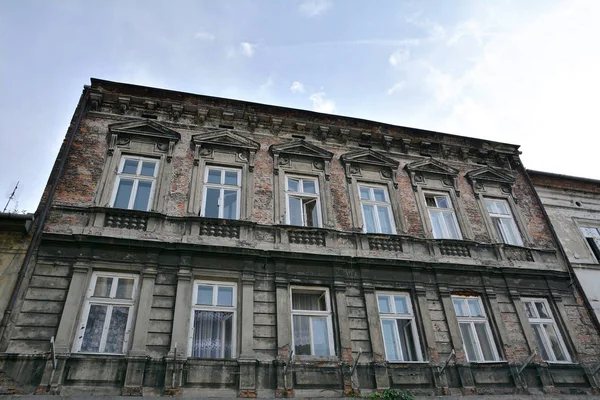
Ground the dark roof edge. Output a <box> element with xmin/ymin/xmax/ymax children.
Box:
<box><xmin>527</xmin><ymin>169</ymin><xmax>600</xmax><ymax>186</ymax></box>
<box><xmin>0</xmin><ymin>213</ymin><xmax>35</xmax><ymax>221</ymax></box>
<box><xmin>90</xmin><ymin>78</ymin><xmax>521</xmax><ymax>152</ymax></box>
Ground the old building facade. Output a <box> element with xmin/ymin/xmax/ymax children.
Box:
<box><xmin>1</xmin><ymin>79</ymin><xmax>599</xmax><ymax>397</ymax></box>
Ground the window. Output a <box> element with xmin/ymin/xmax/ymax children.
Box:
<box><xmin>425</xmin><ymin>193</ymin><xmax>462</xmax><ymax>239</ymax></box>
<box><xmin>377</xmin><ymin>293</ymin><xmax>422</xmax><ymax>361</ymax></box>
<box><xmin>286</xmin><ymin>176</ymin><xmax>321</xmax><ymax>227</ymax></box>
<box><xmin>190</xmin><ymin>281</ymin><xmax>237</xmax><ymax>358</ymax></box>
<box><xmin>580</xmin><ymin>227</ymin><xmax>600</xmax><ymax>261</ymax></box>
<box><xmin>485</xmin><ymin>199</ymin><xmax>523</xmax><ymax>246</ymax></box>
<box><xmin>452</xmin><ymin>296</ymin><xmax>499</xmax><ymax>362</ymax></box>
<box><xmin>522</xmin><ymin>299</ymin><xmax>570</xmax><ymax>362</ymax></box>
<box><xmin>111</xmin><ymin>156</ymin><xmax>158</xmax><ymax>211</ymax></box>
<box><xmin>359</xmin><ymin>185</ymin><xmax>396</xmax><ymax>234</ymax></box>
<box><xmin>291</xmin><ymin>287</ymin><xmax>334</xmax><ymax>356</ymax></box>
<box><xmin>201</xmin><ymin>167</ymin><xmax>241</xmax><ymax>219</ymax></box>
<box><xmin>75</xmin><ymin>272</ymin><xmax>138</xmax><ymax>354</ymax></box>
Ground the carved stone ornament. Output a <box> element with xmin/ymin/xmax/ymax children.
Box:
<box><xmin>197</xmin><ymin>107</ymin><xmax>209</xmax><ymax>123</ymax></box>
<box><xmin>399</xmin><ymin>138</ymin><xmax>411</xmax><ymax>153</ymax></box>
<box><xmin>247</xmin><ymin>114</ymin><xmax>258</xmax><ymax>132</ymax></box>
<box><xmin>271</xmin><ymin>117</ymin><xmax>283</xmax><ymax>134</ymax></box>
<box><xmin>383</xmin><ymin>135</ymin><xmax>393</xmax><ymax>151</ymax></box>
<box><xmin>466</xmin><ymin>165</ymin><xmax>516</xmax><ymax>199</ymax></box>
<box><xmin>118</xmin><ymin>97</ymin><xmax>130</xmax><ymax>114</ymax></box>
<box><xmin>191</xmin><ymin>128</ymin><xmax>260</xmax><ymax>170</ymax></box>
<box><xmin>89</xmin><ymin>92</ymin><xmax>103</xmax><ymax>111</ymax></box>
<box><xmin>341</xmin><ymin>149</ymin><xmax>400</xmax><ymax>188</ymax></box>
<box><xmin>405</xmin><ymin>158</ymin><xmax>460</xmax><ymax>194</ymax></box>
<box><xmin>171</xmin><ymin>104</ymin><xmax>183</xmax><ymax>121</ymax></box>
<box><xmin>107</xmin><ymin>120</ymin><xmax>181</xmax><ymax>162</ymax></box>
<box><xmin>270</xmin><ymin>139</ymin><xmax>333</xmax><ymax>179</ymax></box>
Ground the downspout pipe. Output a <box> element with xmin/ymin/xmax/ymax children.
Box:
<box><xmin>0</xmin><ymin>85</ymin><xmax>90</xmax><ymax>346</ymax></box>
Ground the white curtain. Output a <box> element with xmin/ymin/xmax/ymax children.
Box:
<box><xmin>192</xmin><ymin>310</ymin><xmax>232</xmax><ymax>358</ymax></box>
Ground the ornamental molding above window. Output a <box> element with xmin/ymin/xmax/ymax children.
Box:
<box><xmin>108</xmin><ymin>120</ymin><xmax>181</xmax><ymax>162</ymax></box>
<box><xmin>466</xmin><ymin>166</ymin><xmax>516</xmax><ymax>198</ymax></box>
<box><xmin>405</xmin><ymin>158</ymin><xmax>460</xmax><ymax>194</ymax></box>
<box><xmin>270</xmin><ymin>140</ymin><xmax>333</xmax><ymax>179</ymax></box>
<box><xmin>191</xmin><ymin>128</ymin><xmax>260</xmax><ymax>170</ymax></box>
<box><xmin>341</xmin><ymin>149</ymin><xmax>400</xmax><ymax>188</ymax></box>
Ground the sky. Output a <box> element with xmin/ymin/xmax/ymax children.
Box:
<box><xmin>1</xmin><ymin>0</ymin><xmax>599</xmax><ymax>213</ymax></box>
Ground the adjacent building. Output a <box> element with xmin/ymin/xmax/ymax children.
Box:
<box><xmin>0</xmin><ymin>79</ymin><xmax>599</xmax><ymax>397</ymax></box>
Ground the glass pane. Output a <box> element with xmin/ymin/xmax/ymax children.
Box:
<box><xmin>204</xmin><ymin>188</ymin><xmax>220</xmax><ymax>218</ymax></box>
<box><xmin>224</xmin><ymin>170</ymin><xmax>238</xmax><ymax>186</ymax></box>
<box><xmin>524</xmin><ymin>302</ymin><xmax>537</xmax><ymax>319</ymax></box>
<box><xmin>378</xmin><ymin>295</ymin><xmax>391</xmax><ymax>313</ymax></box>
<box><xmin>467</xmin><ymin>299</ymin><xmax>482</xmax><ymax>317</ymax></box>
<box><xmin>217</xmin><ymin>286</ymin><xmax>233</xmax><ymax>306</ymax></box>
<box><xmin>363</xmin><ymin>204</ymin><xmax>376</xmax><ymax>233</ymax></box>
<box><xmin>474</xmin><ymin>323</ymin><xmax>495</xmax><ymax>361</ymax></box>
<box><xmin>303</xmin><ymin>180</ymin><xmax>316</xmax><ymax>194</ymax></box>
<box><xmin>104</xmin><ymin>306</ymin><xmax>129</xmax><ymax>353</ymax></box>
<box><xmin>80</xmin><ymin>304</ymin><xmax>107</xmax><ymax>352</ymax></box>
<box><xmin>373</xmin><ymin>189</ymin><xmax>386</xmax><ymax>202</ymax></box>
<box><xmin>535</xmin><ymin>302</ymin><xmax>550</xmax><ymax>319</ymax></box>
<box><xmin>293</xmin><ymin>315</ymin><xmax>311</xmax><ymax>355</ymax></box>
<box><xmin>436</xmin><ymin>196</ymin><xmax>450</xmax><ymax>209</ymax></box>
<box><xmin>223</xmin><ymin>190</ymin><xmax>238</xmax><ymax>219</ymax></box>
<box><xmin>288</xmin><ymin>196</ymin><xmax>302</xmax><ymax>226</ymax></box>
<box><xmin>532</xmin><ymin>324</ymin><xmax>550</xmax><ymax>360</ymax></box>
<box><xmin>197</xmin><ymin>285</ymin><xmax>213</xmax><ymax>305</ymax></box>
<box><xmin>292</xmin><ymin>291</ymin><xmax>326</xmax><ymax>311</ymax></box>
<box><xmin>429</xmin><ymin>211</ymin><xmax>444</xmax><ymax>239</ymax></box>
<box><xmin>398</xmin><ymin>319</ymin><xmax>418</xmax><ymax>361</ymax></box>
<box><xmin>453</xmin><ymin>299</ymin><xmax>468</xmax><ymax>317</ymax></box>
<box><xmin>485</xmin><ymin>199</ymin><xmax>496</xmax><ymax>214</ymax></box>
<box><xmin>459</xmin><ymin>323</ymin><xmax>479</xmax><ymax>361</ymax></box>
<box><xmin>133</xmin><ymin>181</ymin><xmax>152</xmax><ymax>211</ymax></box>
<box><xmin>443</xmin><ymin>212</ymin><xmax>461</xmax><ymax>239</ymax></box>
<box><xmin>499</xmin><ymin>219</ymin><xmax>521</xmax><ymax>245</ymax></box>
<box><xmin>312</xmin><ymin>317</ymin><xmax>330</xmax><ymax>356</ymax></box>
<box><xmin>207</xmin><ymin>169</ymin><xmax>222</xmax><ymax>184</ymax></box>
<box><xmin>382</xmin><ymin>319</ymin><xmax>400</xmax><ymax>361</ymax></box>
<box><xmin>140</xmin><ymin>161</ymin><xmax>156</xmax><ymax>177</ymax></box>
<box><xmin>495</xmin><ymin>200</ymin><xmax>510</xmax><ymax>215</ymax></box>
<box><xmin>303</xmin><ymin>198</ymin><xmax>318</xmax><ymax>227</ymax></box>
<box><xmin>113</xmin><ymin>179</ymin><xmax>133</xmax><ymax>209</ymax></box>
<box><xmin>425</xmin><ymin>196</ymin><xmax>436</xmax><ymax>207</ymax></box>
<box><xmin>93</xmin><ymin>277</ymin><xmax>113</xmax><ymax>297</ymax></box>
<box><xmin>377</xmin><ymin>206</ymin><xmax>393</xmax><ymax>234</ymax></box>
<box><xmin>359</xmin><ymin>187</ymin><xmax>371</xmax><ymax>200</ymax></box>
<box><xmin>394</xmin><ymin>296</ymin><xmax>409</xmax><ymax>314</ymax></box>
<box><xmin>544</xmin><ymin>324</ymin><xmax>567</xmax><ymax>361</ymax></box>
<box><xmin>115</xmin><ymin>278</ymin><xmax>134</xmax><ymax>299</ymax></box>
<box><xmin>287</xmin><ymin>178</ymin><xmax>299</xmax><ymax>192</ymax></box>
<box><xmin>122</xmin><ymin>159</ymin><xmax>138</xmax><ymax>174</ymax></box>
<box><xmin>192</xmin><ymin>310</ymin><xmax>233</xmax><ymax>358</ymax></box>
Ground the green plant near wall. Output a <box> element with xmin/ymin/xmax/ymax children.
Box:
<box><xmin>363</xmin><ymin>389</ymin><xmax>414</xmax><ymax>400</ymax></box>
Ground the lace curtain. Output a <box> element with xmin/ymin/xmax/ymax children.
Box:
<box><xmin>192</xmin><ymin>310</ymin><xmax>233</xmax><ymax>358</ymax></box>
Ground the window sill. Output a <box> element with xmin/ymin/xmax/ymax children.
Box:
<box><xmin>71</xmin><ymin>352</ymin><xmax>126</xmax><ymax>358</ymax></box>
<box><xmin>546</xmin><ymin>361</ymin><xmax>578</xmax><ymax>366</ymax></box>
<box><xmin>293</xmin><ymin>355</ymin><xmax>338</xmax><ymax>363</ymax></box>
<box><xmin>387</xmin><ymin>361</ymin><xmax>430</xmax><ymax>365</ymax></box>
<box><xmin>468</xmin><ymin>360</ymin><xmax>508</xmax><ymax>365</ymax></box>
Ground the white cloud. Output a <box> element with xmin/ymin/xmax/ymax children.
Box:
<box><xmin>309</xmin><ymin>91</ymin><xmax>335</xmax><ymax>113</ymax></box>
<box><xmin>386</xmin><ymin>81</ymin><xmax>405</xmax><ymax>95</ymax></box>
<box><xmin>290</xmin><ymin>81</ymin><xmax>305</xmax><ymax>93</ymax></box>
<box><xmin>260</xmin><ymin>76</ymin><xmax>274</xmax><ymax>92</ymax></box>
<box><xmin>194</xmin><ymin>31</ymin><xmax>215</xmax><ymax>41</ymax></box>
<box><xmin>299</xmin><ymin>0</ymin><xmax>332</xmax><ymax>17</ymax></box>
<box><xmin>239</xmin><ymin>42</ymin><xmax>255</xmax><ymax>57</ymax></box>
<box><xmin>389</xmin><ymin>48</ymin><xmax>410</xmax><ymax>68</ymax></box>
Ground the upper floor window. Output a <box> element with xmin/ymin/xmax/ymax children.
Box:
<box><xmin>74</xmin><ymin>272</ymin><xmax>138</xmax><ymax>354</ymax></box>
<box><xmin>580</xmin><ymin>227</ymin><xmax>600</xmax><ymax>262</ymax></box>
<box><xmin>425</xmin><ymin>193</ymin><xmax>462</xmax><ymax>239</ymax></box>
<box><xmin>377</xmin><ymin>293</ymin><xmax>422</xmax><ymax>361</ymax></box>
<box><xmin>359</xmin><ymin>185</ymin><xmax>396</xmax><ymax>234</ymax></box>
<box><xmin>190</xmin><ymin>281</ymin><xmax>237</xmax><ymax>358</ymax></box>
<box><xmin>111</xmin><ymin>156</ymin><xmax>158</xmax><ymax>211</ymax></box>
<box><xmin>522</xmin><ymin>298</ymin><xmax>570</xmax><ymax>362</ymax></box>
<box><xmin>452</xmin><ymin>295</ymin><xmax>499</xmax><ymax>362</ymax></box>
<box><xmin>286</xmin><ymin>176</ymin><xmax>321</xmax><ymax>227</ymax></box>
<box><xmin>201</xmin><ymin>167</ymin><xmax>241</xmax><ymax>219</ymax></box>
<box><xmin>485</xmin><ymin>199</ymin><xmax>523</xmax><ymax>246</ymax></box>
<box><xmin>291</xmin><ymin>287</ymin><xmax>334</xmax><ymax>356</ymax></box>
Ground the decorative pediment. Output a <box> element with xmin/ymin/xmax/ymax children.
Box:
<box><xmin>191</xmin><ymin>128</ymin><xmax>260</xmax><ymax>170</ymax></box>
<box><xmin>270</xmin><ymin>140</ymin><xmax>333</xmax><ymax>179</ymax></box>
<box><xmin>341</xmin><ymin>149</ymin><xmax>400</xmax><ymax>188</ymax></box>
<box><xmin>107</xmin><ymin>120</ymin><xmax>181</xmax><ymax>162</ymax></box>
<box><xmin>466</xmin><ymin>166</ymin><xmax>516</xmax><ymax>198</ymax></box>
<box><xmin>405</xmin><ymin>158</ymin><xmax>460</xmax><ymax>194</ymax></box>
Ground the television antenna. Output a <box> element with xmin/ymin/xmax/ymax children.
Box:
<box><xmin>3</xmin><ymin>181</ymin><xmax>19</xmax><ymax>213</ymax></box>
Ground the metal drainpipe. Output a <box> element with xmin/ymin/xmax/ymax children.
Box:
<box><xmin>0</xmin><ymin>86</ymin><xmax>90</xmax><ymax>344</ymax></box>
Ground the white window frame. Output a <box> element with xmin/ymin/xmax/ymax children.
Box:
<box><xmin>110</xmin><ymin>155</ymin><xmax>159</xmax><ymax>211</ymax></box>
<box><xmin>290</xmin><ymin>286</ymin><xmax>335</xmax><ymax>356</ymax></box>
<box><xmin>452</xmin><ymin>295</ymin><xmax>499</xmax><ymax>362</ymax></box>
<box><xmin>580</xmin><ymin>226</ymin><xmax>600</xmax><ymax>262</ymax></box>
<box><xmin>285</xmin><ymin>175</ymin><xmax>322</xmax><ymax>228</ymax></box>
<box><xmin>424</xmin><ymin>192</ymin><xmax>462</xmax><ymax>239</ymax></box>
<box><xmin>188</xmin><ymin>280</ymin><xmax>237</xmax><ymax>359</ymax></box>
<box><xmin>377</xmin><ymin>292</ymin><xmax>423</xmax><ymax>362</ymax></box>
<box><xmin>73</xmin><ymin>272</ymin><xmax>139</xmax><ymax>354</ymax></box>
<box><xmin>484</xmin><ymin>198</ymin><xmax>523</xmax><ymax>246</ymax></box>
<box><xmin>522</xmin><ymin>298</ymin><xmax>571</xmax><ymax>363</ymax></box>
<box><xmin>359</xmin><ymin>184</ymin><xmax>396</xmax><ymax>234</ymax></box>
<box><xmin>200</xmin><ymin>166</ymin><xmax>242</xmax><ymax>219</ymax></box>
